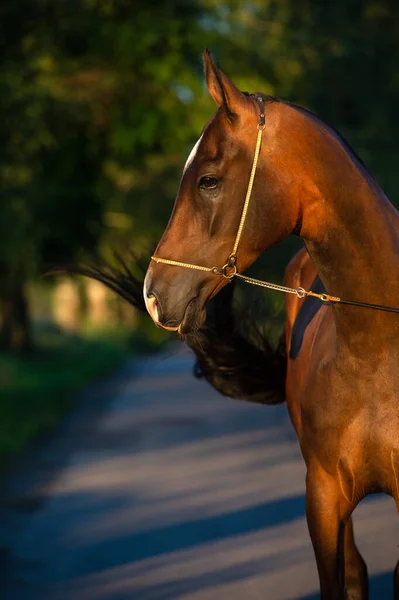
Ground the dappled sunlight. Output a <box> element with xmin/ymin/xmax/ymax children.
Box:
<box><xmin>64</xmin><ymin>456</ymin><xmax>305</xmax><ymax>545</ymax></box>
<box><xmin>23</xmin><ymin>354</ymin><xmax>306</xmax><ymax>551</ymax></box>
<box><xmin>4</xmin><ymin>3</ymin><xmax>399</xmax><ymax>598</ymax></box>
<box><xmin>53</xmin><ymin>517</ymin><xmax>316</xmax><ymax>600</ymax></box>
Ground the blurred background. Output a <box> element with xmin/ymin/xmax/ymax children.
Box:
<box><xmin>2</xmin><ymin>0</ymin><xmax>399</xmax><ymax>461</ymax></box>
<box><xmin>2</xmin><ymin>1</ymin><xmax>399</xmax><ymax>598</ymax></box>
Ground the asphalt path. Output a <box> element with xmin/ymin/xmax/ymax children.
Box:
<box><xmin>2</xmin><ymin>346</ymin><xmax>399</xmax><ymax>599</ymax></box>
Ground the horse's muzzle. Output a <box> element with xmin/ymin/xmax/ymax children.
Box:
<box><xmin>144</xmin><ymin>292</ymin><xmax>180</xmax><ymax>332</ymax></box>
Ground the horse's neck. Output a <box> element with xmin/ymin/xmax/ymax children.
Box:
<box><xmin>301</xmin><ymin>162</ymin><xmax>399</xmax><ymax>345</ymax></box>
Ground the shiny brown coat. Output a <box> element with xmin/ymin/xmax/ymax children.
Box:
<box><xmin>144</xmin><ymin>50</ymin><xmax>399</xmax><ymax>599</ymax></box>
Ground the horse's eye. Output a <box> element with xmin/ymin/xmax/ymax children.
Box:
<box><xmin>199</xmin><ymin>176</ymin><xmax>219</xmax><ymax>190</ymax></box>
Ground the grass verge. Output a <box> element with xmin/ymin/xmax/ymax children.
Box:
<box><xmin>0</xmin><ymin>323</ymin><xmax>167</xmax><ymax>462</ymax></box>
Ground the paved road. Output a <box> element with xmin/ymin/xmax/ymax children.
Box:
<box><xmin>2</xmin><ymin>346</ymin><xmax>399</xmax><ymax>599</ymax></box>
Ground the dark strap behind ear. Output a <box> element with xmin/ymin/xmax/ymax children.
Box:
<box><xmin>251</xmin><ymin>94</ymin><xmax>266</xmax><ymax>128</ymax></box>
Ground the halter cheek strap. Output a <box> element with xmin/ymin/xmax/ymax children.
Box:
<box><xmin>152</xmin><ymin>96</ymin><xmax>266</xmax><ymax>280</ymax></box>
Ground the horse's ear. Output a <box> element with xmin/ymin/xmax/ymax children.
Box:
<box><xmin>203</xmin><ymin>49</ymin><xmax>246</xmax><ymax>117</ymax></box>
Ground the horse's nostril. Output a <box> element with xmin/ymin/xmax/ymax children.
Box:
<box><xmin>145</xmin><ymin>293</ymin><xmax>159</xmax><ymax>323</ymax></box>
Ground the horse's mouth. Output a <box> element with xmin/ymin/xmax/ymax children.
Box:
<box><xmin>146</xmin><ymin>277</ymin><xmax>225</xmax><ymax>335</ymax></box>
<box><xmin>146</xmin><ymin>295</ymin><xmax>204</xmax><ymax>334</ymax></box>
<box><xmin>177</xmin><ymin>278</ymin><xmax>228</xmax><ymax>335</ymax></box>
<box><xmin>144</xmin><ymin>294</ymin><xmax>179</xmax><ymax>331</ymax></box>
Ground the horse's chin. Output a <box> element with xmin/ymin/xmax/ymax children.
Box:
<box><xmin>177</xmin><ymin>300</ymin><xmax>206</xmax><ymax>335</ymax></box>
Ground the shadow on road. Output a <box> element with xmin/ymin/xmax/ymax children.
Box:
<box><xmin>61</xmin><ymin>492</ymin><xmax>306</xmax><ymax>572</ymax></box>
<box><xmin>3</xmin><ymin>352</ymin><xmax>399</xmax><ymax>599</ymax></box>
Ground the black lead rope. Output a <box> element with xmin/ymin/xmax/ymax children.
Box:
<box><xmin>334</xmin><ymin>298</ymin><xmax>399</xmax><ymax>314</ymax></box>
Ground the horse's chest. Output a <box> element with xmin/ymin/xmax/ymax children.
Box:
<box><xmin>301</xmin><ymin>348</ymin><xmax>399</xmax><ymax>430</ymax></box>
<box><xmin>300</xmin><ymin>364</ymin><xmax>399</xmax><ymax>496</ymax></box>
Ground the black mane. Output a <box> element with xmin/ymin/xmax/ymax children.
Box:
<box><xmin>60</xmin><ymin>256</ymin><xmax>287</xmax><ymax>405</ymax></box>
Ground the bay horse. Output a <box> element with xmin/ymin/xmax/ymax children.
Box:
<box><xmin>77</xmin><ymin>51</ymin><xmax>399</xmax><ymax>598</ymax></box>
<box><xmin>143</xmin><ymin>50</ymin><xmax>399</xmax><ymax>599</ymax></box>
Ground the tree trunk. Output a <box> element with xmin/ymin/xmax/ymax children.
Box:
<box><xmin>0</xmin><ymin>281</ymin><xmax>32</xmax><ymax>353</ymax></box>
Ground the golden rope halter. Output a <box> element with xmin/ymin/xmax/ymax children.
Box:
<box><xmin>151</xmin><ymin>95</ymin><xmax>341</xmax><ymax>305</ymax></box>
<box><xmin>150</xmin><ymin>94</ymin><xmax>399</xmax><ymax>314</ymax></box>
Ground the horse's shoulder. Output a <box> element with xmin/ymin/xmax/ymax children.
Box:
<box><xmin>284</xmin><ymin>247</ymin><xmax>316</xmax><ymax>325</ymax></box>
<box><xmin>284</xmin><ymin>248</ymin><xmax>326</xmax><ymax>360</ymax></box>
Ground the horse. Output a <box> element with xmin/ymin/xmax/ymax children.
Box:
<box><xmin>76</xmin><ymin>50</ymin><xmax>399</xmax><ymax>598</ymax></box>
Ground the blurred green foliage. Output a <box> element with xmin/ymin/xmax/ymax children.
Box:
<box><xmin>1</xmin><ymin>0</ymin><xmax>399</xmax><ymax>353</ymax></box>
<box><xmin>0</xmin><ymin>326</ymin><xmax>125</xmax><ymax>460</ymax></box>
<box><xmin>0</xmin><ymin>320</ymin><xmax>171</xmax><ymax>460</ymax></box>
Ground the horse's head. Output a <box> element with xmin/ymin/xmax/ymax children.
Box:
<box><xmin>144</xmin><ymin>50</ymin><xmax>301</xmax><ymax>334</ymax></box>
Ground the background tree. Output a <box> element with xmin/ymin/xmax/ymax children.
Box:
<box><xmin>1</xmin><ymin>0</ymin><xmax>399</xmax><ymax>352</ymax></box>
<box><xmin>0</xmin><ymin>0</ymin><xmax>208</xmax><ymax>351</ymax></box>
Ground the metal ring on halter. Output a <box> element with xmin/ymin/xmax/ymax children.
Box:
<box><xmin>210</xmin><ymin>264</ymin><xmax>237</xmax><ymax>279</ymax></box>
<box><xmin>221</xmin><ymin>263</ymin><xmax>237</xmax><ymax>279</ymax></box>
<box><xmin>296</xmin><ymin>287</ymin><xmax>306</xmax><ymax>299</ymax></box>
